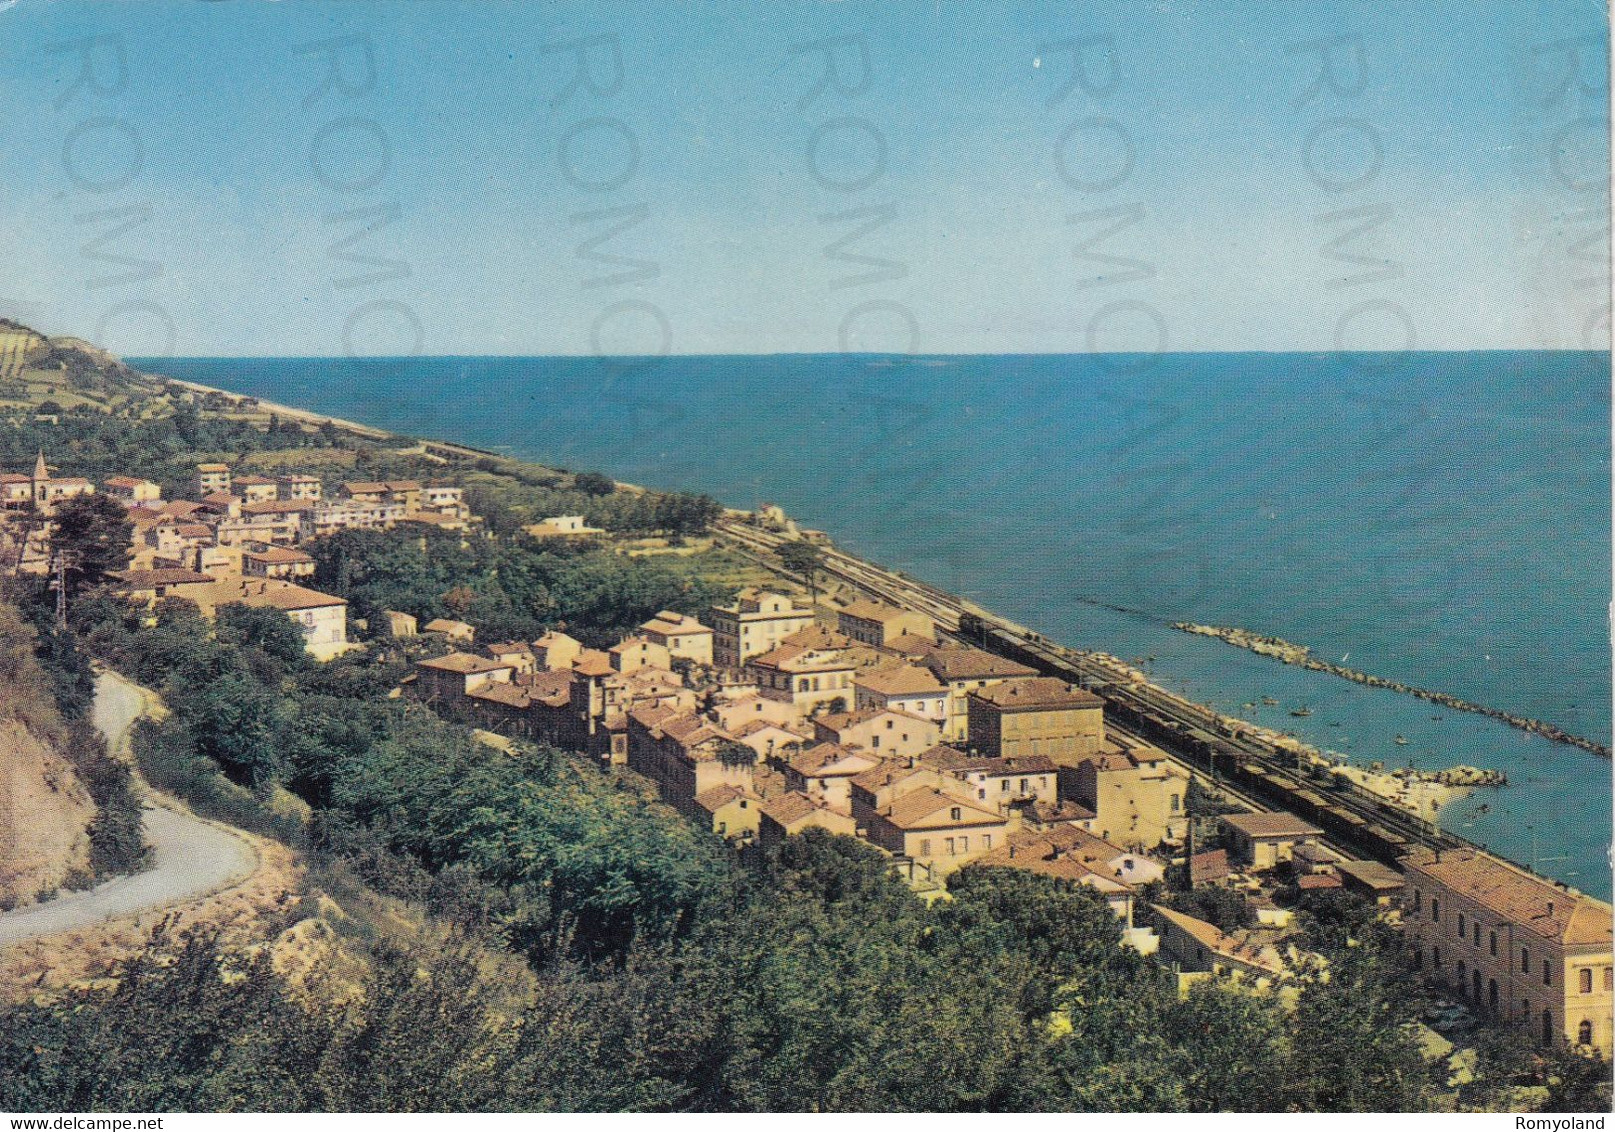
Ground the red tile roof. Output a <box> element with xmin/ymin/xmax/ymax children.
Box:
<box><xmin>1403</xmin><ymin>847</ymin><xmax>1613</xmax><ymax>945</ymax></box>
<box><xmin>969</xmin><ymin>677</ymin><xmax>1104</xmax><ymax>710</ymax></box>
<box><xmin>1221</xmin><ymin>811</ymin><xmax>1322</xmax><ymax>840</ymax></box>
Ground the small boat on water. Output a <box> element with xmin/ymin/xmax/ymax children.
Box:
<box><xmin>1290</xmin><ymin>706</ymin><xmax>1313</xmax><ymax>717</ymax></box>
<box><xmin>1241</xmin><ymin>702</ymin><xmax>1256</xmax><ymax>710</ymax></box>
<box><xmin>1394</xmin><ymin>735</ymin><xmax>1410</xmax><ymax>746</ymax></box>
<box><xmin>1262</xmin><ymin>696</ymin><xmax>1278</xmax><ymax>706</ymax></box>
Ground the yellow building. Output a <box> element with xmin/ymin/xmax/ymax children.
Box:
<box><xmin>1218</xmin><ymin>811</ymin><xmax>1322</xmax><ymax>871</ymax></box>
<box><xmin>965</xmin><ymin>677</ymin><xmax>1105</xmax><ymax>761</ymax></box>
<box><xmin>102</xmin><ymin>476</ymin><xmax>161</xmax><ymax>503</ymax></box>
<box><xmin>532</xmin><ymin>630</ymin><xmax>583</xmax><ymax>671</ymax></box>
<box><xmin>748</xmin><ymin>642</ymin><xmax>857</xmax><ymax>713</ymax></box>
<box><xmin>232</xmin><ymin>475</ymin><xmax>280</xmax><ymax>503</ymax></box>
<box><xmin>1153</xmin><ymin>904</ymin><xmax>1288</xmax><ymax>987</ymax></box>
<box><xmin>242</xmin><ymin>545</ymin><xmax>316</xmax><ymax>581</ymax></box>
<box><xmin>917</xmin><ymin>748</ymin><xmax>1059</xmax><ymax>815</ymax></box>
<box><xmin>639</xmin><ymin>610</ymin><xmax>715</xmax><ymax>666</ymax></box>
<box><xmin>693</xmin><ymin>785</ymin><xmax>762</xmax><ymax>844</ymax></box>
<box><xmin>813</xmin><ymin>707</ymin><xmax>941</xmax><ymax>760</ymax></box>
<box><xmin>918</xmin><ymin>646</ymin><xmax>1039</xmax><ymax>741</ymax></box>
<box><xmin>777</xmin><ymin>741</ymin><xmax>882</xmax><ymax>815</ymax></box>
<box><xmin>708</xmin><ymin>588</ymin><xmax>816</xmax><ymax>667</ymax></box>
<box><xmin>971</xmin><ymin>827</ymin><xmax>1142</xmax><ymax>922</ymax></box>
<box><xmin>609</xmin><ymin>635</ymin><xmax>672</xmax><ymax>674</ymax></box>
<box><xmin>277</xmin><ymin>473</ymin><xmax>323</xmax><ymax>501</ymax></box>
<box><xmin>1403</xmin><ymin>847</ymin><xmax>1614</xmax><ymax>1054</ymax></box>
<box><xmin>864</xmin><ymin>788</ymin><xmax>1008</xmax><ymax>877</ymax></box>
<box><xmin>853</xmin><ymin>663</ymin><xmax>949</xmax><ymax>726</ymax></box>
<box><xmin>196</xmin><ymin>462</ymin><xmax>231</xmax><ymax>496</ymax></box>
<box><xmin>1071</xmin><ymin>740</ymin><xmax>1190</xmax><ymax>850</ymax></box>
<box><xmin>414</xmin><ymin>652</ymin><xmax>516</xmax><ymax>703</ymax></box>
<box><xmin>836</xmin><ymin>599</ymin><xmax>934</xmax><ymax>647</ymax></box>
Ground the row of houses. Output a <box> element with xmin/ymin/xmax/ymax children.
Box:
<box><xmin>0</xmin><ymin>456</ymin><xmax>494</xmax><ymax>661</ymax></box>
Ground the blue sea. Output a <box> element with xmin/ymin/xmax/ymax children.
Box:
<box><xmin>136</xmin><ymin>351</ymin><xmax>1613</xmax><ymax>898</ymax></box>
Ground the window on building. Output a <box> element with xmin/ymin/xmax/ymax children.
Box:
<box><xmin>1606</xmin><ymin>968</ymin><xmax>1613</xmax><ymax>992</ymax></box>
<box><xmin>1458</xmin><ymin>960</ymin><xmax>1467</xmax><ymax>984</ymax></box>
<box><xmin>919</xmin><ymin>839</ymin><xmax>931</xmax><ymax>857</ymax></box>
<box><xmin>1490</xmin><ymin>931</ymin><xmax>1498</xmax><ymax>957</ymax></box>
<box><xmin>1544</xmin><ymin>961</ymin><xmax>1553</xmax><ymax>987</ymax></box>
<box><xmin>1431</xmin><ymin>898</ymin><xmax>1440</xmax><ymax>922</ymax></box>
<box><xmin>1543</xmin><ymin>1009</ymin><xmax>1555</xmax><ymax>1047</ymax></box>
<box><xmin>1580</xmin><ymin>968</ymin><xmax>1594</xmax><ymax>994</ymax></box>
<box><xmin>959</xmin><ymin>836</ymin><xmax>968</xmax><ymax>853</ymax></box>
<box><xmin>1474</xmin><ymin>922</ymin><xmax>1482</xmax><ymax>945</ymax></box>
<box><xmin>982</xmin><ymin>834</ymin><xmax>992</xmax><ymax>850</ymax></box>
<box><xmin>944</xmin><ymin>837</ymin><xmax>956</xmax><ymax>855</ymax></box>
<box><xmin>1522</xmin><ymin>947</ymin><xmax>1531</xmax><ymax>974</ymax></box>
<box><xmin>1019</xmin><ymin>778</ymin><xmax>1029</xmax><ymax>792</ymax></box>
<box><xmin>1433</xmin><ymin>947</ymin><xmax>1442</xmax><ymax>969</ymax></box>
<box><xmin>1170</xmin><ymin>794</ymin><xmax>1181</xmax><ymax>812</ymax></box>
<box><xmin>1001</xmin><ymin>779</ymin><xmax>1010</xmax><ymax>792</ymax></box>
<box><xmin>950</xmin><ymin>807</ymin><xmax>961</xmax><ymax>821</ymax></box>
<box><xmin>1458</xmin><ymin>913</ymin><xmax>1465</xmax><ymax>937</ymax></box>
<box><xmin>1579</xmin><ymin>1020</ymin><xmax>1594</xmax><ymax>1046</ymax></box>
<box><xmin>1413</xmin><ymin>889</ymin><xmax>1422</xmax><ymax>912</ymax></box>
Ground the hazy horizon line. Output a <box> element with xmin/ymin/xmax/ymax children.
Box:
<box><xmin>127</xmin><ymin>347</ymin><xmax>1612</xmax><ymax>362</ymax></box>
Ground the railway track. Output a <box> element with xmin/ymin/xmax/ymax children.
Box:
<box><xmin>714</xmin><ymin>518</ymin><xmax>1468</xmax><ymax>868</ymax></box>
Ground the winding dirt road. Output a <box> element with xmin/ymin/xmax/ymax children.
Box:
<box><xmin>0</xmin><ymin>671</ymin><xmax>259</xmax><ymax>947</ymax></box>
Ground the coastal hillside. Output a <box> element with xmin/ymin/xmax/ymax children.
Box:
<box><xmin>0</xmin><ymin>318</ymin><xmax>157</xmax><ymax>409</ymax></box>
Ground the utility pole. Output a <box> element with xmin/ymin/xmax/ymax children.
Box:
<box><xmin>53</xmin><ymin>551</ymin><xmax>67</xmax><ymax>627</ymax></box>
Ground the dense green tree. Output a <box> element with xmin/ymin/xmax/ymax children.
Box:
<box><xmin>1286</xmin><ymin>944</ymin><xmax>1435</xmax><ymax>1111</ymax></box>
<box><xmin>51</xmin><ymin>492</ymin><xmax>133</xmax><ymax>591</ymax></box>
<box><xmin>216</xmin><ymin>601</ymin><xmax>310</xmax><ymax>669</ymax></box>
<box><xmin>776</xmin><ymin>540</ymin><xmax>824</xmax><ymax>602</ymax></box>
<box><xmin>1161</xmin><ymin>983</ymin><xmax>1294</xmax><ymax>1111</ymax></box>
<box><xmin>1167</xmin><ymin>885</ymin><xmax>1256</xmax><ymax>934</ymax></box>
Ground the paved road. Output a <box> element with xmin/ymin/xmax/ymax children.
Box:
<box><xmin>0</xmin><ymin>671</ymin><xmax>259</xmax><ymax>947</ymax></box>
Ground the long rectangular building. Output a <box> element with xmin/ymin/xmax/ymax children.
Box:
<box><xmin>1402</xmin><ymin>847</ymin><xmax>1612</xmax><ymax>1054</ymax></box>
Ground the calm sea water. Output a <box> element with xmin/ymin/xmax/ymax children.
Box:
<box><xmin>137</xmin><ymin>352</ymin><xmax>1613</xmax><ymax>898</ymax></box>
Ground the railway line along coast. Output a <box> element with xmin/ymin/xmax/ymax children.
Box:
<box><xmin>711</xmin><ymin>516</ymin><xmax>1575</xmax><ymax>883</ymax></box>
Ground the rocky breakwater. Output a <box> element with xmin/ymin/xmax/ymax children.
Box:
<box><xmin>1173</xmin><ymin>623</ymin><xmax>1610</xmax><ymax>759</ymax></box>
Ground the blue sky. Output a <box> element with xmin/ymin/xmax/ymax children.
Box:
<box><xmin>0</xmin><ymin>0</ymin><xmax>1607</xmax><ymax>356</ymax></box>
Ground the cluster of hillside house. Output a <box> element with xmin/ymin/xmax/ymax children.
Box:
<box><xmin>0</xmin><ymin>456</ymin><xmax>492</xmax><ymax>661</ymax></box>
<box><xmin>410</xmin><ymin>589</ymin><xmax>1196</xmax><ymax>940</ymax></box>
